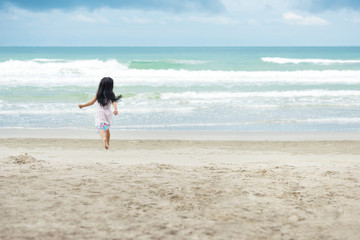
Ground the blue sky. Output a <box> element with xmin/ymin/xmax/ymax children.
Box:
<box><xmin>0</xmin><ymin>0</ymin><xmax>359</xmax><ymax>46</ymax></box>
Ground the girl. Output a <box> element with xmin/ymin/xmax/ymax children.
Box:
<box><xmin>79</xmin><ymin>77</ymin><xmax>122</xmax><ymax>150</ymax></box>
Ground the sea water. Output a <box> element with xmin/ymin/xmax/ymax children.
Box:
<box><xmin>0</xmin><ymin>47</ymin><xmax>360</xmax><ymax>131</ymax></box>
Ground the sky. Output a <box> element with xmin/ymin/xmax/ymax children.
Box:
<box><xmin>0</xmin><ymin>0</ymin><xmax>359</xmax><ymax>46</ymax></box>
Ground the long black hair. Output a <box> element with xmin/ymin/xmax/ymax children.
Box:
<box><xmin>96</xmin><ymin>77</ymin><xmax>122</xmax><ymax>107</ymax></box>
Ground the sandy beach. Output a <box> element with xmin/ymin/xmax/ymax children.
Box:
<box><xmin>1</xmin><ymin>130</ymin><xmax>360</xmax><ymax>239</ymax></box>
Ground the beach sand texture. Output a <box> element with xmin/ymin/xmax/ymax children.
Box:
<box><xmin>1</xmin><ymin>138</ymin><xmax>360</xmax><ymax>239</ymax></box>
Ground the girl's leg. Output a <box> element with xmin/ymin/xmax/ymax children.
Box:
<box><xmin>106</xmin><ymin>130</ymin><xmax>110</xmax><ymax>146</ymax></box>
<box><xmin>99</xmin><ymin>129</ymin><xmax>109</xmax><ymax>150</ymax></box>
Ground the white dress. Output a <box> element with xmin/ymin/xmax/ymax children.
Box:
<box><xmin>95</xmin><ymin>102</ymin><xmax>113</xmax><ymax>132</ymax></box>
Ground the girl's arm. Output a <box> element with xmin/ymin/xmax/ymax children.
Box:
<box><xmin>79</xmin><ymin>95</ymin><xmax>97</xmax><ymax>109</ymax></box>
<box><xmin>112</xmin><ymin>101</ymin><xmax>118</xmax><ymax>115</ymax></box>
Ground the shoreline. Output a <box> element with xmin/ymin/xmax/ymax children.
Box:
<box><xmin>1</xmin><ymin>128</ymin><xmax>360</xmax><ymax>141</ymax></box>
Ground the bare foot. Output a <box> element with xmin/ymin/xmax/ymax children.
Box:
<box><xmin>106</xmin><ymin>131</ymin><xmax>110</xmax><ymax>147</ymax></box>
<box><xmin>103</xmin><ymin>138</ymin><xmax>109</xmax><ymax>150</ymax></box>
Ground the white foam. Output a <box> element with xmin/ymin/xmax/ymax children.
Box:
<box><xmin>160</xmin><ymin>90</ymin><xmax>360</xmax><ymax>100</ymax></box>
<box><xmin>0</xmin><ymin>109</ymin><xmax>82</xmax><ymax>115</ymax></box>
<box><xmin>169</xmin><ymin>59</ymin><xmax>207</xmax><ymax>65</ymax></box>
<box><xmin>131</xmin><ymin>59</ymin><xmax>207</xmax><ymax>65</ymax></box>
<box><xmin>115</xmin><ymin>117</ymin><xmax>360</xmax><ymax>129</ymax></box>
<box><xmin>33</xmin><ymin>58</ymin><xmax>67</xmax><ymax>62</ymax></box>
<box><xmin>1</xmin><ymin>59</ymin><xmax>360</xmax><ymax>86</ymax></box>
<box><xmin>117</xmin><ymin>122</ymin><xmax>256</xmax><ymax>129</ymax></box>
<box><xmin>0</xmin><ymin>58</ymin><xmax>127</xmax><ymax>86</ymax></box>
<box><xmin>262</xmin><ymin>57</ymin><xmax>360</xmax><ymax>65</ymax></box>
<box><xmin>117</xmin><ymin>106</ymin><xmax>195</xmax><ymax>114</ymax></box>
<box><xmin>116</xmin><ymin>69</ymin><xmax>360</xmax><ymax>85</ymax></box>
<box><xmin>296</xmin><ymin>118</ymin><xmax>360</xmax><ymax>124</ymax></box>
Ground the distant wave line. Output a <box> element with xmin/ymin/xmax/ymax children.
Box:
<box><xmin>262</xmin><ymin>57</ymin><xmax>360</xmax><ymax>65</ymax></box>
<box><xmin>130</xmin><ymin>59</ymin><xmax>207</xmax><ymax>65</ymax></box>
<box><xmin>160</xmin><ymin>90</ymin><xmax>360</xmax><ymax>99</ymax></box>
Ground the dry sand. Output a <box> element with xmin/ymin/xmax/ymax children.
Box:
<box><xmin>1</xmin><ymin>135</ymin><xmax>360</xmax><ymax>239</ymax></box>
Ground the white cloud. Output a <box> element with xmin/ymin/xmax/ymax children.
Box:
<box><xmin>71</xmin><ymin>15</ymin><xmax>97</xmax><ymax>23</ymax></box>
<box><xmin>248</xmin><ymin>18</ymin><xmax>258</xmax><ymax>25</ymax></box>
<box><xmin>283</xmin><ymin>11</ymin><xmax>328</xmax><ymax>25</ymax></box>
<box><xmin>120</xmin><ymin>16</ymin><xmax>151</xmax><ymax>24</ymax></box>
<box><xmin>2</xmin><ymin>5</ymin><xmax>28</xmax><ymax>20</ymax></box>
<box><xmin>353</xmin><ymin>16</ymin><xmax>360</xmax><ymax>23</ymax></box>
<box><xmin>221</xmin><ymin>0</ymin><xmax>294</xmax><ymax>13</ymax></box>
<box><xmin>188</xmin><ymin>16</ymin><xmax>240</xmax><ymax>25</ymax></box>
<box><xmin>283</xmin><ymin>12</ymin><xmax>303</xmax><ymax>21</ymax></box>
<box><xmin>67</xmin><ymin>8</ymin><xmax>108</xmax><ymax>23</ymax></box>
<box><xmin>1</xmin><ymin>2</ymin><xmax>359</xmax><ymax>46</ymax></box>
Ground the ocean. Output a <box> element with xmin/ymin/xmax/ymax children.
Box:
<box><xmin>0</xmin><ymin>47</ymin><xmax>360</xmax><ymax>132</ymax></box>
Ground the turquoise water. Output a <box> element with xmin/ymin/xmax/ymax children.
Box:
<box><xmin>0</xmin><ymin>47</ymin><xmax>360</xmax><ymax>131</ymax></box>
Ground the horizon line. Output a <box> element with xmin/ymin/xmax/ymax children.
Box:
<box><xmin>1</xmin><ymin>45</ymin><xmax>360</xmax><ymax>48</ymax></box>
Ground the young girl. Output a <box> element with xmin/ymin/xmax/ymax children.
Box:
<box><xmin>79</xmin><ymin>77</ymin><xmax>122</xmax><ymax>150</ymax></box>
